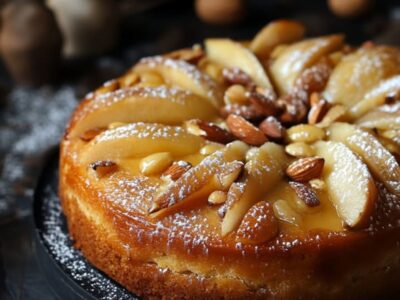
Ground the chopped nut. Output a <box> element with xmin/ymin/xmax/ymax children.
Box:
<box><xmin>208</xmin><ymin>191</ymin><xmax>227</xmax><ymax>205</ymax></box>
<box><xmin>164</xmin><ymin>46</ymin><xmax>204</xmax><ymax>64</ymax></box>
<box><xmin>289</xmin><ymin>181</ymin><xmax>320</xmax><ymax>207</ymax></box>
<box><xmin>220</xmin><ymin>104</ymin><xmax>265</xmax><ymax>121</ymax></box>
<box><xmin>247</xmin><ymin>88</ymin><xmax>279</xmax><ymax>116</ymax></box>
<box><xmin>80</xmin><ymin>127</ymin><xmax>104</xmax><ymax>141</ymax></box>
<box><xmin>286</xmin><ymin>124</ymin><xmax>325</xmax><ymax>143</ymax></box>
<box><xmin>308</xmin><ymin>99</ymin><xmax>330</xmax><ymax>124</ymax></box>
<box><xmin>293</xmin><ymin>59</ymin><xmax>332</xmax><ymax>98</ymax></box>
<box><xmin>286</xmin><ymin>157</ymin><xmax>325</xmax><ymax>182</ymax></box>
<box><xmin>200</xmin><ymin>143</ymin><xmax>224</xmax><ymax>155</ymax></box>
<box><xmin>309</xmin><ymin>179</ymin><xmax>326</xmax><ymax>191</ymax></box>
<box><xmin>224</xmin><ymin>84</ymin><xmax>249</xmax><ymax>105</ymax></box>
<box><xmin>90</xmin><ymin>160</ymin><xmax>118</xmax><ymax>177</ymax></box>
<box><xmin>140</xmin><ymin>152</ymin><xmax>173</xmax><ymax>176</ymax></box>
<box><xmin>285</xmin><ymin>142</ymin><xmax>314</xmax><ymax>157</ymax></box>
<box><xmin>273</xmin><ymin>199</ymin><xmax>302</xmax><ymax>226</ymax></box>
<box><xmin>222</xmin><ymin>67</ymin><xmax>255</xmax><ymax>88</ymax></box>
<box><xmin>162</xmin><ymin>160</ymin><xmax>192</xmax><ymax>181</ymax></box>
<box><xmin>259</xmin><ymin>116</ymin><xmax>285</xmax><ymax>140</ymax></box>
<box><xmin>317</xmin><ymin>105</ymin><xmax>346</xmax><ymax>128</ymax></box>
<box><xmin>278</xmin><ymin>95</ymin><xmax>308</xmax><ymax>124</ymax></box>
<box><xmin>226</xmin><ymin>114</ymin><xmax>268</xmax><ymax>146</ymax></box>
<box><xmin>194</xmin><ymin>119</ymin><xmax>235</xmax><ymax>144</ymax></box>
<box><xmin>236</xmin><ymin>201</ymin><xmax>279</xmax><ymax>244</ymax></box>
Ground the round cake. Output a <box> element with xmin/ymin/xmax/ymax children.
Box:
<box><xmin>60</xmin><ymin>20</ymin><xmax>400</xmax><ymax>299</ymax></box>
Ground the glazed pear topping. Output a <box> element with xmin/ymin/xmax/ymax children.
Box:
<box><xmin>71</xmin><ymin>19</ymin><xmax>400</xmax><ymax>245</ymax></box>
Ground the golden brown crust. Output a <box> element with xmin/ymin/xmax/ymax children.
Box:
<box><xmin>60</xmin><ymin>138</ymin><xmax>400</xmax><ymax>299</ymax></box>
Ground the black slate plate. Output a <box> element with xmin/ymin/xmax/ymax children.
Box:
<box><xmin>33</xmin><ymin>148</ymin><xmax>139</xmax><ymax>300</ymax></box>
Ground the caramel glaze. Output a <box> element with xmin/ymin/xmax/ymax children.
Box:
<box><xmin>60</xmin><ymin>137</ymin><xmax>400</xmax><ymax>288</ymax></box>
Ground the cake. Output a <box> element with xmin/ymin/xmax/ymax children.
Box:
<box><xmin>60</xmin><ymin>20</ymin><xmax>400</xmax><ymax>299</ymax></box>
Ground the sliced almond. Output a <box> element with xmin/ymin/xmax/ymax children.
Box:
<box><xmin>226</xmin><ymin>114</ymin><xmax>267</xmax><ymax>146</ymax></box>
<box><xmin>317</xmin><ymin>105</ymin><xmax>347</xmax><ymax>128</ymax></box>
<box><xmin>162</xmin><ymin>161</ymin><xmax>192</xmax><ymax>181</ymax></box>
<box><xmin>139</xmin><ymin>152</ymin><xmax>173</xmax><ymax>176</ymax></box>
<box><xmin>236</xmin><ymin>201</ymin><xmax>279</xmax><ymax>244</ymax></box>
<box><xmin>208</xmin><ymin>191</ymin><xmax>227</xmax><ymax>205</ymax></box>
<box><xmin>259</xmin><ymin>116</ymin><xmax>285</xmax><ymax>140</ymax></box>
<box><xmin>308</xmin><ymin>99</ymin><xmax>330</xmax><ymax>124</ymax></box>
<box><xmin>289</xmin><ymin>181</ymin><xmax>320</xmax><ymax>207</ymax></box>
<box><xmin>149</xmin><ymin>141</ymin><xmax>248</xmax><ymax>217</ymax></box>
<box><xmin>286</xmin><ymin>157</ymin><xmax>324</xmax><ymax>182</ymax></box>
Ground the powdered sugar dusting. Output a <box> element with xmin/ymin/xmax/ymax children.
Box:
<box><xmin>136</xmin><ymin>56</ymin><xmax>220</xmax><ymax>101</ymax></box>
<box><xmin>38</xmin><ymin>166</ymin><xmax>133</xmax><ymax>299</ymax></box>
<box><xmin>95</xmin><ymin>122</ymin><xmax>187</xmax><ymax>142</ymax></box>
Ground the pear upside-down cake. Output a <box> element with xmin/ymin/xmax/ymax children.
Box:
<box><xmin>60</xmin><ymin>20</ymin><xmax>400</xmax><ymax>299</ymax></box>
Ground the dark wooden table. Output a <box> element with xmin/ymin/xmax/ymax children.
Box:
<box><xmin>0</xmin><ymin>1</ymin><xmax>399</xmax><ymax>298</ymax></box>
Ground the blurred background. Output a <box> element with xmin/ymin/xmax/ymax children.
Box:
<box><xmin>0</xmin><ymin>0</ymin><xmax>399</xmax><ymax>298</ymax></box>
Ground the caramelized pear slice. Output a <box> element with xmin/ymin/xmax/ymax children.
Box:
<box><xmin>323</xmin><ymin>46</ymin><xmax>400</xmax><ymax>108</ymax></box>
<box><xmin>150</xmin><ymin>141</ymin><xmax>248</xmax><ymax>218</ymax></box>
<box><xmin>329</xmin><ymin>122</ymin><xmax>400</xmax><ymax>196</ymax></box>
<box><xmin>134</xmin><ymin>56</ymin><xmax>223</xmax><ymax>107</ymax></box>
<box><xmin>270</xmin><ymin>35</ymin><xmax>344</xmax><ymax>95</ymax></box>
<box><xmin>250</xmin><ymin>19</ymin><xmax>305</xmax><ymax>59</ymax></box>
<box><xmin>355</xmin><ymin>103</ymin><xmax>400</xmax><ymax>130</ymax></box>
<box><xmin>349</xmin><ymin>75</ymin><xmax>400</xmax><ymax>119</ymax></box>
<box><xmin>81</xmin><ymin>123</ymin><xmax>203</xmax><ymax>164</ymax></box>
<box><xmin>68</xmin><ymin>86</ymin><xmax>217</xmax><ymax>138</ymax></box>
<box><xmin>221</xmin><ymin>143</ymin><xmax>289</xmax><ymax>236</ymax></box>
<box><xmin>314</xmin><ymin>141</ymin><xmax>377</xmax><ymax>228</ymax></box>
<box><xmin>205</xmin><ymin>38</ymin><xmax>273</xmax><ymax>88</ymax></box>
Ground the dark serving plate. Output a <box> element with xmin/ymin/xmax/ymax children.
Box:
<box><xmin>33</xmin><ymin>148</ymin><xmax>139</xmax><ymax>300</ymax></box>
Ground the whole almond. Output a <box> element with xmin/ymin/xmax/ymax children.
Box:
<box><xmin>220</xmin><ymin>104</ymin><xmax>265</xmax><ymax>121</ymax></box>
<box><xmin>289</xmin><ymin>181</ymin><xmax>320</xmax><ymax>207</ymax></box>
<box><xmin>259</xmin><ymin>116</ymin><xmax>285</xmax><ymax>140</ymax></box>
<box><xmin>293</xmin><ymin>59</ymin><xmax>332</xmax><ymax>97</ymax></box>
<box><xmin>162</xmin><ymin>160</ymin><xmax>192</xmax><ymax>181</ymax></box>
<box><xmin>286</xmin><ymin>157</ymin><xmax>324</xmax><ymax>182</ymax></box>
<box><xmin>222</xmin><ymin>67</ymin><xmax>255</xmax><ymax>88</ymax></box>
<box><xmin>195</xmin><ymin>119</ymin><xmax>235</xmax><ymax>144</ymax></box>
<box><xmin>236</xmin><ymin>201</ymin><xmax>279</xmax><ymax>244</ymax></box>
<box><xmin>278</xmin><ymin>95</ymin><xmax>308</xmax><ymax>124</ymax></box>
<box><xmin>226</xmin><ymin>114</ymin><xmax>267</xmax><ymax>146</ymax></box>
<box><xmin>247</xmin><ymin>89</ymin><xmax>279</xmax><ymax>116</ymax></box>
<box><xmin>308</xmin><ymin>99</ymin><xmax>330</xmax><ymax>124</ymax></box>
